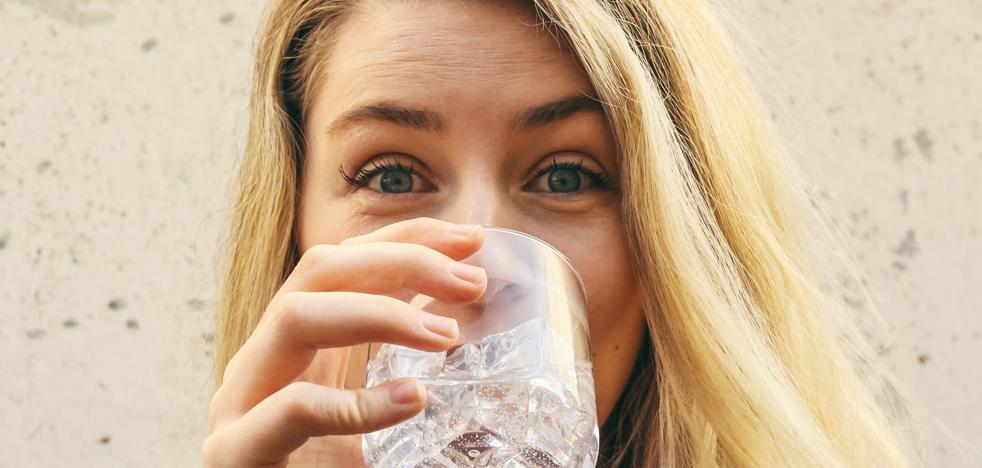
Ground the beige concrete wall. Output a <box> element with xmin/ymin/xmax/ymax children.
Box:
<box><xmin>1</xmin><ymin>1</ymin><xmax>978</xmax><ymax>466</ymax></box>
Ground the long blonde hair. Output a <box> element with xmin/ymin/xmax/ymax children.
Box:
<box><xmin>215</xmin><ymin>0</ymin><xmax>912</xmax><ymax>466</ymax></box>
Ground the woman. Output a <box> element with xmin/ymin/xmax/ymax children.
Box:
<box><xmin>203</xmin><ymin>0</ymin><xmax>912</xmax><ymax>466</ymax></box>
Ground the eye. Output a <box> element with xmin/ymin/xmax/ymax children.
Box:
<box><xmin>525</xmin><ymin>158</ymin><xmax>615</xmax><ymax>193</ymax></box>
<box><xmin>374</xmin><ymin>167</ymin><xmax>415</xmax><ymax>193</ymax></box>
<box><xmin>544</xmin><ymin>167</ymin><xmax>582</xmax><ymax>192</ymax></box>
<box><xmin>340</xmin><ymin>156</ymin><xmax>434</xmax><ymax>194</ymax></box>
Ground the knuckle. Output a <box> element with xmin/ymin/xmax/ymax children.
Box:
<box><xmin>200</xmin><ymin>433</ymin><xmax>222</xmax><ymax>467</ymax></box>
<box><xmin>385</xmin><ymin>245</ymin><xmax>451</xmax><ymax>289</ymax></box>
<box><xmin>281</xmin><ymin>382</ymin><xmax>321</xmax><ymax>428</ymax></box>
<box><xmin>338</xmin><ymin>390</ymin><xmax>369</xmax><ymax>430</ymax></box>
<box><xmin>206</xmin><ymin>386</ymin><xmax>226</xmax><ymax>429</ymax></box>
<box><xmin>310</xmin><ymin>387</ymin><xmax>343</xmax><ymax>431</ymax></box>
<box><xmin>269</xmin><ymin>291</ymin><xmax>308</xmax><ymax>335</ymax></box>
<box><xmin>417</xmin><ymin>249</ymin><xmax>455</xmax><ymax>276</ymax></box>
<box><xmin>374</xmin><ymin>295</ymin><xmax>417</xmax><ymax>327</ymax></box>
<box><xmin>221</xmin><ymin>350</ymin><xmax>245</xmax><ymax>385</ymax></box>
<box><xmin>354</xmin><ymin>388</ymin><xmax>376</xmax><ymax>426</ymax></box>
<box><xmin>373</xmin><ymin>293</ymin><xmax>407</xmax><ymax>311</ymax></box>
<box><xmin>400</xmin><ymin>242</ymin><xmax>444</xmax><ymax>263</ymax></box>
<box><xmin>285</xmin><ymin>380</ymin><xmax>367</xmax><ymax>432</ymax></box>
<box><xmin>296</xmin><ymin>243</ymin><xmax>335</xmax><ymax>273</ymax></box>
<box><xmin>280</xmin><ymin>382</ymin><xmax>312</xmax><ymax>421</ymax></box>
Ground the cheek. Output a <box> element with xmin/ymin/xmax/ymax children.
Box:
<box><xmin>296</xmin><ymin>187</ymin><xmax>379</xmax><ymax>251</ymax></box>
<box><xmin>554</xmin><ymin>219</ymin><xmax>645</xmax><ymax>423</ymax></box>
<box><xmin>295</xmin><ymin>140</ymin><xmax>394</xmax><ymax>251</ymax></box>
<box><xmin>551</xmin><ymin>220</ymin><xmax>640</xmax><ymax>347</ymax></box>
<box><xmin>577</xmin><ymin>244</ymin><xmax>639</xmax><ymax>345</ymax></box>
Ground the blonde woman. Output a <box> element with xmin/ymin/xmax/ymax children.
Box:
<box><xmin>203</xmin><ymin>0</ymin><xmax>912</xmax><ymax>466</ymax></box>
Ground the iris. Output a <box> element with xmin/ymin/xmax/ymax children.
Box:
<box><xmin>547</xmin><ymin>167</ymin><xmax>581</xmax><ymax>192</ymax></box>
<box><xmin>378</xmin><ymin>168</ymin><xmax>413</xmax><ymax>193</ymax></box>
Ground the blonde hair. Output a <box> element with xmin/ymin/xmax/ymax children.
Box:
<box><xmin>215</xmin><ymin>0</ymin><xmax>913</xmax><ymax>466</ymax></box>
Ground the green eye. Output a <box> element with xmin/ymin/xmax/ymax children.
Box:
<box><xmin>378</xmin><ymin>168</ymin><xmax>413</xmax><ymax>193</ymax></box>
<box><xmin>341</xmin><ymin>157</ymin><xmax>434</xmax><ymax>194</ymax></box>
<box><xmin>526</xmin><ymin>159</ymin><xmax>611</xmax><ymax>194</ymax></box>
<box><xmin>547</xmin><ymin>168</ymin><xmax>582</xmax><ymax>192</ymax></box>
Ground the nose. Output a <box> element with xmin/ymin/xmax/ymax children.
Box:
<box><xmin>438</xmin><ymin>180</ymin><xmax>533</xmax><ymax>292</ymax></box>
<box><xmin>438</xmin><ymin>174</ymin><xmax>515</xmax><ymax>228</ymax></box>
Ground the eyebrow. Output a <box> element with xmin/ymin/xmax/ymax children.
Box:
<box><xmin>324</xmin><ymin>94</ymin><xmax>604</xmax><ymax>136</ymax></box>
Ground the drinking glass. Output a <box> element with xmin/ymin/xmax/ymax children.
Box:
<box><xmin>362</xmin><ymin>227</ymin><xmax>598</xmax><ymax>467</ymax></box>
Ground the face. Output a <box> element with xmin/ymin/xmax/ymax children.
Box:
<box><xmin>296</xmin><ymin>0</ymin><xmax>645</xmax><ymax>425</ymax></box>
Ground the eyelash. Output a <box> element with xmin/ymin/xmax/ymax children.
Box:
<box><xmin>526</xmin><ymin>158</ymin><xmax>617</xmax><ymax>190</ymax></box>
<box><xmin>339</xmin><ymin>156</ymin><xmax>617</xmax><ymax>190</ymax></box>
<box><xmin>339</xmin><ymin>157</ymin><xmax>422</xmax><ymax>188</ymax></box>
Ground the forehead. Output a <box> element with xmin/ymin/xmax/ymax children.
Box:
<box><xmin>310</xmin><ymin>0</ymin><xmax>595</xmax><ymax>123</ymax></box>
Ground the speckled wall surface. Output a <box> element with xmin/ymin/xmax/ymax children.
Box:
<box><xmin>1</xmin><ymin>1</ymin><xmax>978</xmax><ymax>466</ymax></box>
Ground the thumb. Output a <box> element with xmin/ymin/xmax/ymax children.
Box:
<box><xmin>202</xmin><ymin>378</ymin><xmax>426</xmax><ymax>467</ymax></box>
<box><xmin>317</xmin><ymin>377</ymin><xmax>427</xmax><ymax>435</ymax></box>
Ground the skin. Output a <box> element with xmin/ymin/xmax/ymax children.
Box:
<box><xmin>204</xmin><ymin>1</ymin><xmax>645</xmax><ymax>466</ymax></box>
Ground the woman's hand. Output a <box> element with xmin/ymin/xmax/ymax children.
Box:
<box><xmin>202</xmin><ymin>218</ymin><xmax>486</xmax><ymax>467</ymax></box>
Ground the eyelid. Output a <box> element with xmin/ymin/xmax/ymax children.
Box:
<box><xmin>530</xmin><ymin>154</ymin><xmax>603</xmax><ymax>174</ymax></box>
<box><xmin>523</xmin><ymin>154</ymin><xmax>615</xmax><ymax>191</ymax></box>
<box><xmin>340</xmin><ymin>154</ymin><xmax>435</xmax><ymax>190</ymax></box>
<box><xmin>367</xmin><ymin>154</ymin><xmax>433</xmax><ymax>178</ymax></box>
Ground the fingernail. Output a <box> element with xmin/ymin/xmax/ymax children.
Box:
<box><xmin>447</xmin><ymin>224</ymin><xmax>481</xmax><ymax>237</ymax></box>
<box><xmin>450</xmin><ymin>262</ymin><xmax>485</xmax><ymax>284</ymax></box>
<box><xmin>389</xmin><ymin>379</ymin><xmax>424</xmax><ymax>405</ymax></box>
<box><xmin>420</xmin><ymin>312</ymin><xmax>458</xmax><ymax>339</ymax></box>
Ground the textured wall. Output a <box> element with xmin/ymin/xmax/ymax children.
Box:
<box><xmin>1</xmin><ymin>1</ymin><xmax>978</xmax><ymax>466</ymax></box>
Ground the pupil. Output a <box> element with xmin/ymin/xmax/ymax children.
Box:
<box><xmin>379</xmin><ymin>168</ymin><xmax>413</xmax><ymax>193</ymax></box>
<box><xmin>548</xmin><ymin>168</ymin><xmax>581</xmax><ymax>192</ymax></box>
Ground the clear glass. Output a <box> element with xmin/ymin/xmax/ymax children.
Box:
<box><xmin>362</xmin><ymin>227</ymin><xmax>598</xmax><ymax>468</ymax></box>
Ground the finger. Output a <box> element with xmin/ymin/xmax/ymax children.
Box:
<box><xmin>341</xmin><ymin>217</ymin><xmax>484</xmax><ymax>261</ymax></box>
<box><xmin>281</xmin><ymin>241</ymin><xmax>487</xmax><ymax>306</ymax></box>
<box><xmin>217</xmin><ymin>292</ymin><xmax>457</xmax><ymax>420</ymax></box>
<box><xmin>203</xmin><ymin>378</ymin><xmax>425</xmax><ymax>468</ymax></box>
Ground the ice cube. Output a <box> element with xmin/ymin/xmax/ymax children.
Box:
<box><xmin>481</xmin><ymin>317</ymin><xmax>544</xmax><ymax>376</ymax></box>
<box><xmin>442</xmin><ymin>342</ymin><xmax>481</xmax><ymax>378</ymax></box>
<box><xmin>474</xmin><ymin>381</ymin><xmax>529</xmax><ymax>443</ymax></box>
<box><xmin>517</xmin><ymin>445</ymin><xmax>564</xmax><ymax>468</ymax></box>
<box><xmin>442</xmin><ymin>419</ymin><xmax>505</xmax><ymax>466</ymax></box>
<box><xmin>424</xmin><ymin>383</ymin><xmax>477</xmax><ymax>447</ymax></box>
<box><xmin>368</xmin><ymin>344</ymin><xmax>446</xmax><ymax>385</ymax></box>
<box><xmin>366</xmin><ymin>421</ymin><xmax>418</xmax><ymax>466</ymax></box>
<box><xmin>523</xmin><ymin>380</ymin><xmax>590</xmax><ymax>467</ymax></box>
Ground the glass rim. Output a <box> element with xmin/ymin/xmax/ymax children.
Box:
<box><xmin>478</xmin><ymin>225</ymin><xmax>588</xmax><ymax>304</ymax></box>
